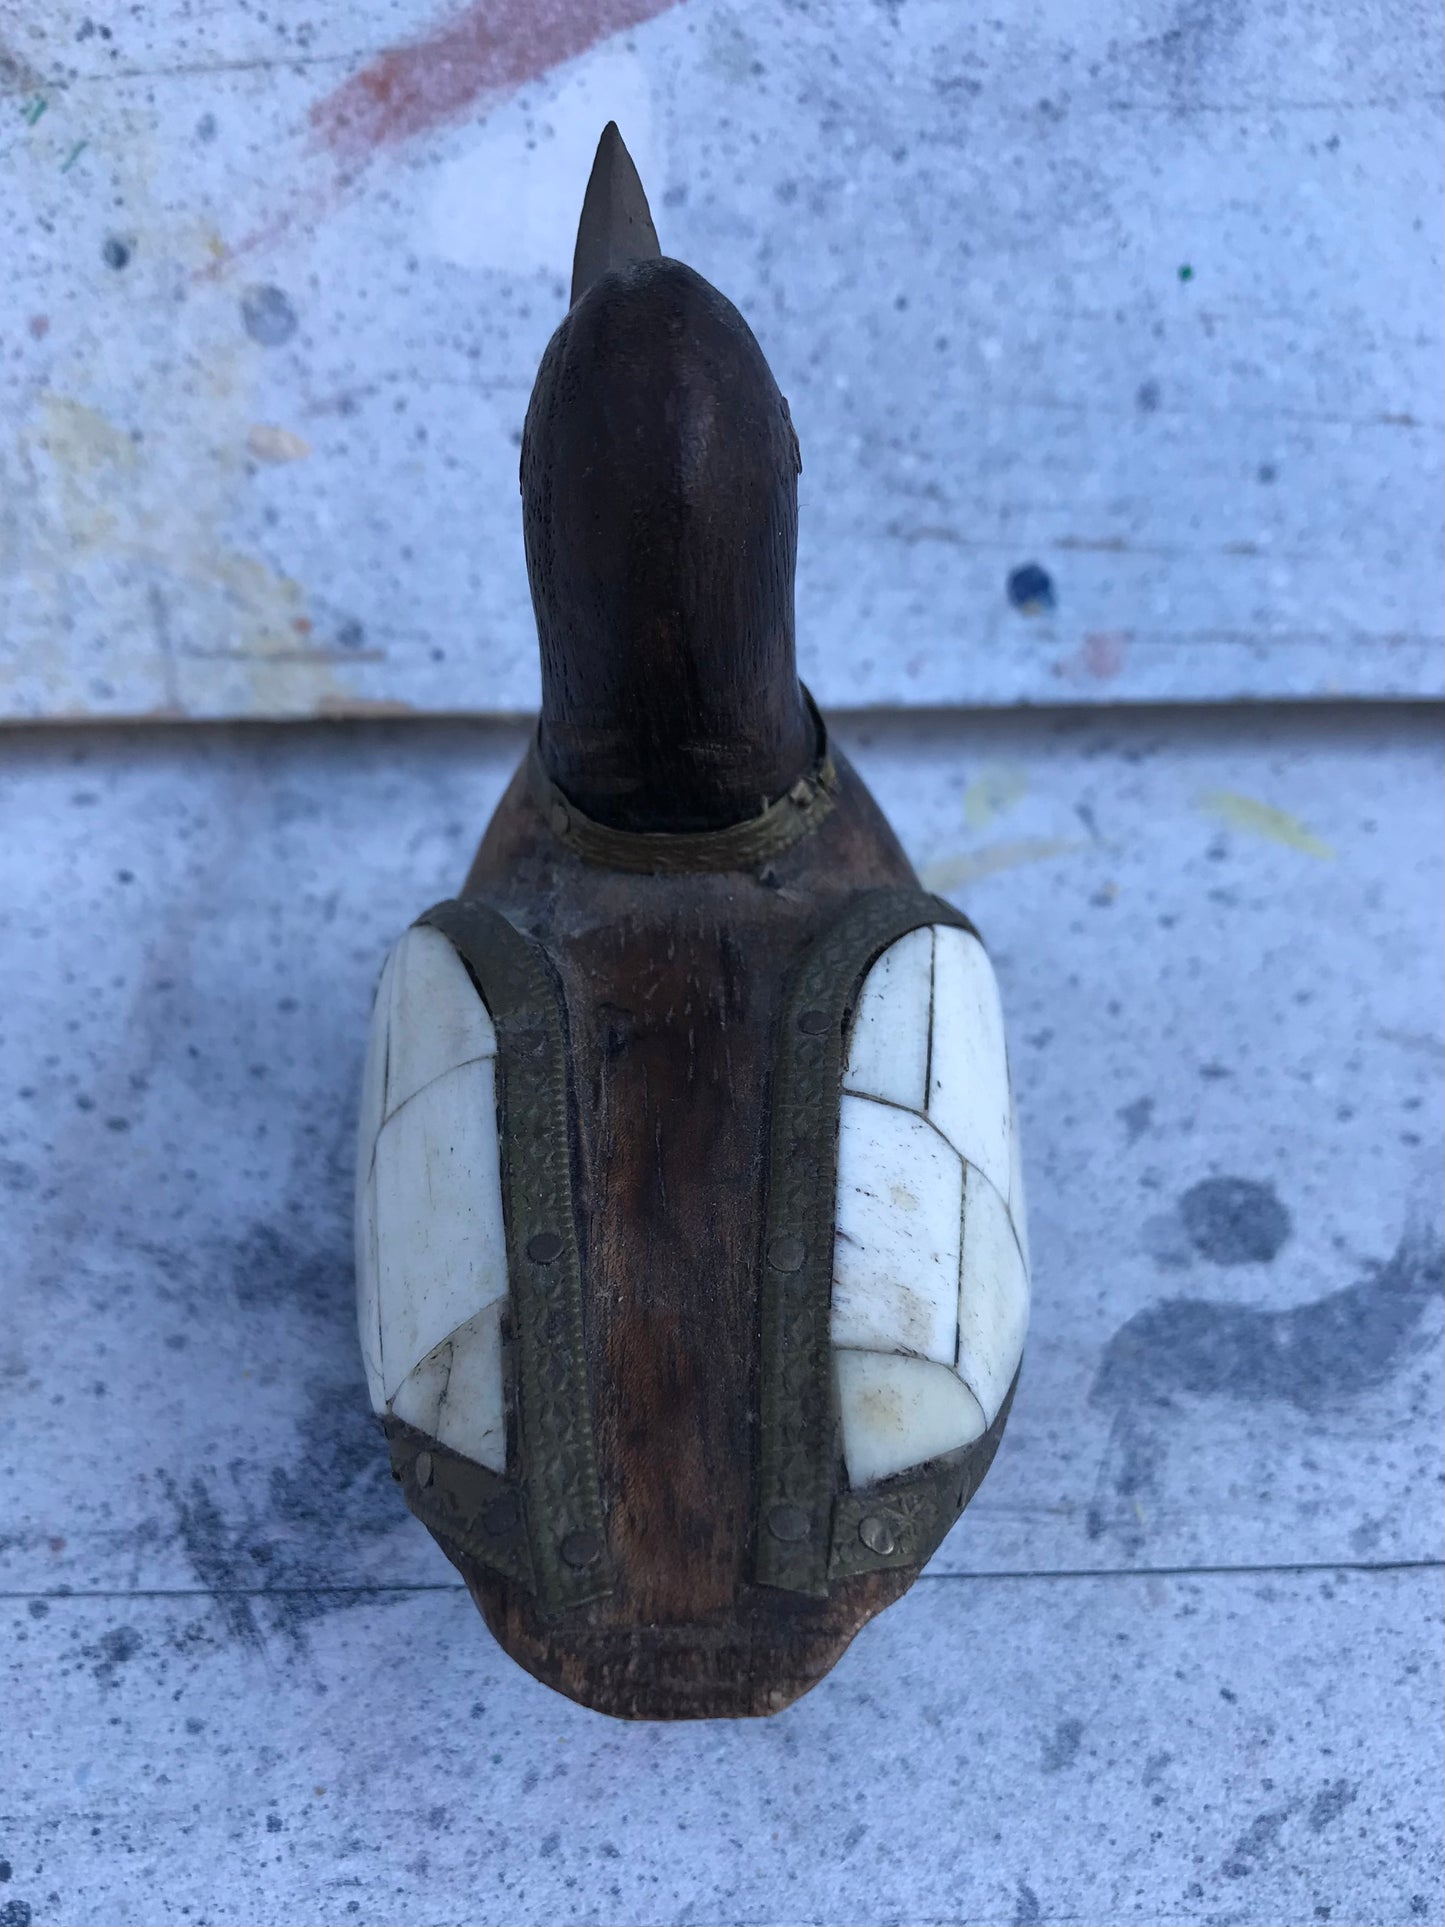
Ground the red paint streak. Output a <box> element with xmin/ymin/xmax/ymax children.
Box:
<box><xmin>1082</xmin><ymin>631</ymin><xmax>1127</xmax><ymax>680</ymax></box>
<box><xmin>28</xmin><ymin>314</ymin><xmax>50</xmax><ymax>339</ymax></box>
<box><xmin>311</xmin><ymin>0</ymin><xmax>679</xmax><ymax>161</ymax></box>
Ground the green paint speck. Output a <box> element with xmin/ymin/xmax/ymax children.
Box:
<box><xmin>24</xmin><ymin>96</ymin><xmax>48</xmax><ymax>125</ymax></box>
<box><xmin>61</xmin><ymin>140</ymin><xmax>88</xmax><ymax>173</ymax></box>
<box><xmin>1178</xmin><ymin>263</ymin><xmax>1194</xmax><ymax>283</ymax></box>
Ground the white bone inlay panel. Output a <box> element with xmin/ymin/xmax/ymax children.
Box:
<box><xmin>389</xmin><ymin>1299</ymin><xmax>508</xmax><ymax>1474</ymax></box>
<box><xmin>1007</xmin><ymin>1099</ymin><xmax>1032</xmax><ymax>1279</ymax></box>
<box><xmin>432</xmin><ymin>1298</ymin><xmax>508</xmax><ymax>1472</ymax></box>
<box><xmin>382</xmin><ymin>924</ymin><xmax>497</xmax><ymax>1122</ymax></box>
<box><xmin>831</xmin><ymin>1093</ymin><xmax>962</xmax><ymax>1364</ymax></box>
<box><xmin>356</xmin><ymin>947</ymin><xmax>395</xmax><ymax>1190</ymax></box>
<box><xmin>388</xmin><ymin>1339</ymin><xmax>450</xmax><ymax>1437</ymax></box>
<box><xmin>927</xmin><ymin>926</ymin><xmax>1011</xmax><ymax>1201</ymax></box>
<box><xmin>834</xmin><ymin>1349</ymin><xmax>988</xmax><ymax>1488</ymax></box>
<box><xmin>373</xmin><ymin>1056</ymin><xmax>508</xmax><ymax>1400</ymax></box>
<box><xmin>355</xmin><ymin>1173</ymin><xmax>385</xmax><ymax>1414</ymax></box>
<box><xmin>843</xmin><ymin>925</ymin><xmax>934</xmax><ymax>1112</ymax></box>
<box><xmin>830</xmin><ymin>922</ymin><xmax>1028</xmax><ymax>1488</ymax></box>
<box><xmin>957</xmin><ymin>1164</ymin><xmax>1031</xmax><ymax>1426</ymax></box>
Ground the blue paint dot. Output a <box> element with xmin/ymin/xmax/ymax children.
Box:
<box><xmin>1007</xmin><ymin>562</ymin><xmax>1056</xmax><ymax>616</ymax></box>
<box><xmin>241</xmin><ymin>284</ymin><xmax>298</xmax><ymax>348</ymax></box>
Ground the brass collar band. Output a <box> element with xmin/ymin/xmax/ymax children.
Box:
<box><xmin>527</xmin><ymin>693</ymin><xmax>837</xmax><ymax>875</ymax></box>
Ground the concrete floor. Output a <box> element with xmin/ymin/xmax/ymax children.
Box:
<box><xmin>1</xmin><ymin>705</ymin><xmax>1440</xmax><ymax>1926</ymax></box>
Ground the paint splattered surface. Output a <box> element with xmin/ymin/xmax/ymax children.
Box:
<box><xmin>2</xmin><ymin>0</ymin><xmax>1442</xmax><ymax>719</ymax></box>
<box><xmin>0</xmin><ymin>705</ymin><xmax>1440</xmax><ymax>1924</ymax></box>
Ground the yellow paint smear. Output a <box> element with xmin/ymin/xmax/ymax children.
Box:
<box><xmin>919</xmin><ymin>838</ymin><xmax>1083</xmax><ymax>892</ymax></box>
<box><xmin>961</xmin><ymin>766</ymin><xmax>1029</xmax><ymax>830</ymax></box>
<box><xmin>1199</xmin><ymin>790</ymin><xmax>1334</xmax><ymax>859</ymax></box>
<box><xmin>247</xmin><ymin>424</ymin><xmax>311</xmax><ymax>463</ymax></box>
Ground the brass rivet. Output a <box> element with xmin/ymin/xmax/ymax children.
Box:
<box><xmin>768</xmin><ymin>1235</ymin><xmax>805</xmax><ymax>1272</ymax></box>
<box><xmin>527</xmin><ymin>1230</ymin><xmax>563</xmax><ymax>1264</ymax></box>
<box><xmin>858</xmin><ymin>1513</ymin><xmax>895</xmax><ymax>1556</ymax></box>
<box><xmin>483</xmin><ymin>1491</ymin><xmax>520</xmax><ymax>1537</ymax></box>
<box><xmin>414</xmin><ymin>1450</ymin><xmax>434</xmax><ymax>1489</ymax></box>
<box><xmin>549</xmin><ymin>804</ymin><xmax>570</xmax><ymax>838</ymax></box>
<box><xmin>560</xmin><ymin>1529</ymin><xmax>602</xmax><ymax>1569</ymax></box>
<box><xmin>768</xmin><ymin>1502</ymin><xmax>810</xmax><ymax>1543</ymax></box>
<box><xmin>798</xmin><ymin>1008</ymin><xmax>831</xmax><ymax>1035</ymax></box>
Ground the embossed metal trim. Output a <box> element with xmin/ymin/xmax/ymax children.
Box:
<box><xmin>385</xmin><ymin>1416</ymin><xmax>535</xmax><ymax>1590</ymax></box>
<box><xmin>419</xmin><ymin>899</ymin><xmax>613</xmax><ymax>1618</ymax></box>
<box><xmin>527</xmin><ymin>690</ymin><xmax>836</xmax><ymax>874</ymax></box>
<box><xmin>828</xmin><ymin>1373</ymin><xmax>1018</xmax><ymax>1580</ymax></box>
<box><xmin>754</xmin><ymin>886</ymin><xmax>979</xmax><ymax>1594</ymax></box>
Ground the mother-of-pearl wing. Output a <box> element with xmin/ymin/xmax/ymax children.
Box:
<box><xmin>833</xmin><ymin>924</ymin><xmax>1030</xmax><ymax>1488</ymax></box>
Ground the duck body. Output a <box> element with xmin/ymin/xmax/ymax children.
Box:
<box><xmin>354</xmin><ymin>129</ymin><xmax>1030</xmax><ymax>1718</ymax></box>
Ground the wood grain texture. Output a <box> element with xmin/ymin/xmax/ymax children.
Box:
<box><xmin>524</xmin><ymin>255</ymin><xmax>812</xmax><ymax>831</ymax></box>
<box><xmin>454</xmin><ymin>744</ymin><xmax>927</xmax><ymax>1716</ymax></box>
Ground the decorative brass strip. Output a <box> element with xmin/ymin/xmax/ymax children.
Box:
<box><xmin>527</xmin><ymin>693</ymin><xmax>837</xmax><ymax>875</ymax></box>
<box><xmin>385</xmin><ymin>1416</ymin><xmax>535</xmax><ymax>1590</ymax></box>
<box><xmin>419</xmin><ymin>899</ymin><xmax>613</xmax><ymax>1618</ymax></box>
<box><xmin>755</xmin><ymin>887</ymin><xmax>978</xmax><ymax>1594</ymax></box>
<box><xmin>828</xmin><ymin>1374</ymin><xmax>1018</xmax><ymax>1580</ymax></box>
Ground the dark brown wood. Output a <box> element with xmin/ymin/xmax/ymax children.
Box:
<box><xmin>457</xmin><ymin>747</ymin><xmax>925</xmax><ymax>1718</ymax></box>
<box><xmin>522</xmin><ymin>133</ymin><xmax>810</xmax><ymax>834</ymax></box>
<box><xmin>436</xmin><ymin>126</ymin><xmax>947</xmax><ymax>1718</ymax></box>
<box><xmin>570</xmin><ymin>119</ymin><xmax>660</xmax><ymax>305</ymax></box>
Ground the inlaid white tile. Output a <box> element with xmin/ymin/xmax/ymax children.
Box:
<box><xmin>382</xmin><ymin>924</ymin><xmax>497</xmax><ymax>1122</ymax></box>
<box><xmin>957</xmin><ymin>1163</ymin><xmax>1030</xmax><ymax>1426</ymax></box>
<box><xmin>355</xmin><ymin>1173</ymin><xmax>385</xmax><ymax>1413</ymax></box>
<box><xmin>388</xmin><ymin>1336</ymin><xmax>450</xmax><ymax>1437</ymax></box>
<box><xmin>373</xmin><ymin>1056</ymin><xmax>508</xmax><ymax>1399</ymax></box>
<box><xmin>843</xmin><ymin>925</ymin><xmax>934</xmax><ymax>1112</ymax></box>
<box><xmin>834</xmin><ymin>1348</ymin><xmax>988</xmax><ymax>1488</ymax></box>
<box><xmin>387</xmin><ymin>1298</ymin><xmax>508</xmax><ymax>1473</ymax></box>
<box><xmin>433</xmin><ymin>1298</ymin><xmax>508</xmax><ymax>1472</ymax></box>
<box><xmin>927</xmin><ymin>925</ymin><xmax>1011</xmax><ymax>1200</ymax></box>
<box><xmin>355</xmin><ymin>945</ymin><xmax>395</xmax><ymax>1191</ymax></box>
<box><xmin>1007</xmin><ymin>1097</ymin><xmax>1032</xmax><ymax>1279</ymax></box>
<box><xmin>831</xmin><ymin>1092</ymin><xmax>963</xmax><ymax>1364</ymax></box>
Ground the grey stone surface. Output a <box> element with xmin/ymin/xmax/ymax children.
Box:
<box><xmin>0</xmin><ymin>706</ymin><xmax>1440</xmax><ymax>1923</ymax></box>
<box><xmin>3</xmin><ymin>1569</ymin><xmax>1442</xmax><ymax>1927</ymax></box>
<box><xmin>3</xmin><ymin>0</ymin><xmax>1441</xmax><ymax>720</ymax></box>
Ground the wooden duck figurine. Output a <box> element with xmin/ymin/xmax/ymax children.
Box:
<box><xmin>355</xmin><ymin>126</ymin><xmax>1031</xmax><ymax>1719</ymax></box>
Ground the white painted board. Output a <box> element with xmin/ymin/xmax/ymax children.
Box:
<box><xmin>2</xmin><ymin>0</ymin><xmax>1440</xmax><ymax>720</ymax></box>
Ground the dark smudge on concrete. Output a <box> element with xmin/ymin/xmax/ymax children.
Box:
<box><xmin>159</xmin><ymin>1222</ymin><xmax>402</xmax><ymax>1646</ymax></box>
<box><xmin>1088</xmin><ymin>1222</ymin><xmax>1444</xmax><ymax>1550</ymax></box>
<box><xmin>1179</xmin><ymin>1176</ymin><xmax>1292</xmax><ymax>1265</ymax></box>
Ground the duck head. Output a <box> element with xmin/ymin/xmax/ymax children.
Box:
<box><xmin>521</xmin><ymin>123</ymin><xmax>814</xmax><ymax>833</ymax></box>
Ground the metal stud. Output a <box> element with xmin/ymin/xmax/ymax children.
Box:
<box><xmin>797</xmin><ymin>1008</ymin><xmax>831</xmax><ymax>1035</ymax></box>
<box><xmin>414</xmin><ymin>1450</ymin><xmax>434</xmax><ymax>1489</ymax></box>
<box><xmin>549</xmin><ymin>803</ymin><xmax>570</xmax><ymax>838</ymax></box>
<box><xmin>767</xmin><ymin>1234</ymin><xmax>805</xmax><ymax>1272</ymax></box>
<box><xmin>483</xmin><ymin>1491</ymin><xmax>521</xmax><ymax>1537</ymax></box>
<box><xmin>560</xmin><ymin>1528</ymin><xmax>602</xmax><ymax>1569</ymax></box>
<box><xmin>767</xmin><ymin>1502</ymin><xmax>810</xmax><ymax>1543</ymax></box>
<box><xmin>527</xmin><ymin>1230</ymin><xmax>564</xmax><ymax>1264</ymax></box>
<box><xmin>858</xmin><ymin>1513</ymin><xmax>895</xmax><ymax>1556</ymax></box>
